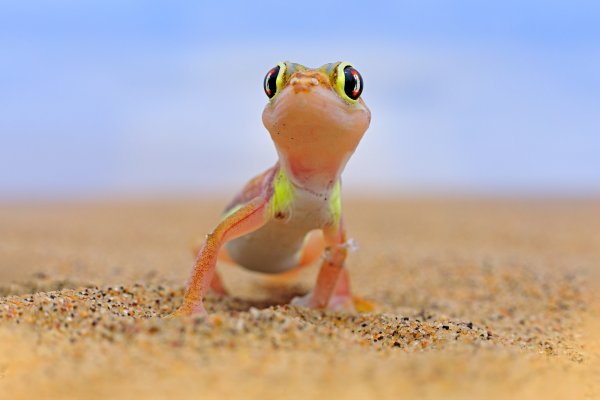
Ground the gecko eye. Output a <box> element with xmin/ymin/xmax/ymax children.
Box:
<box><xmin>264</xmin><ymin>62</ymin><xmax>287</xmax><ymax>98</ymax></box>
<box><xmin>335</xmin><ymin>62</ymin><xmax>363</xmax><ymax>103</ymax></box>
<box><xmin>264</xmin><ymin>66</ymin><xmax>280</xmax><ymax>98</ymax></box>
<box><xmin>343</xmin><ymin>66</ymin><xmax>363</xmax><ymax>100</ymax></box>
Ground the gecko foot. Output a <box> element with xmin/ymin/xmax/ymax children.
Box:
<box><xmin>164</xmin><ymin>303</ymin><xmax>208</xmax><ymax>319</ymax></box>
<box><xmin>290</xmin><ymin>292</ymin><xmax>375</xmax><ymax>313</ymax></box>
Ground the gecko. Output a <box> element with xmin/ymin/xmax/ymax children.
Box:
<box><xmin>172</xmin><ymin>61</ymin><xmax>371</xmax><ymax>316</ymax></box>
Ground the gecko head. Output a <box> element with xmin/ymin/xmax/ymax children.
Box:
<box><xmin>262</xmin><ymin>61</ymin><xmax>371</xmax><ymax>191</ymax></box>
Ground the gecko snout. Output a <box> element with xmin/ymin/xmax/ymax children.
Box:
<box><xmin>290</xmin><ymin>74</ymin><xmax>320</xmax><ymax>93</ymax></box>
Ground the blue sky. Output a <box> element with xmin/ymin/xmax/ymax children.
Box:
<box><xmin>1</xmin><ymin>1</ymin><xmax>599</xmax><ymax>198</ymax></box>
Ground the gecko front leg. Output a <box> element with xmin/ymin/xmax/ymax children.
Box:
<box><xmin>170</xmin><ymin>196</ymin><xmax>269</xmax><ymax>317</ymax></box>
<box><xmin>292</xmin><ymin>219</ymin><xmax>355</xmax><ymax>311</ymax></box>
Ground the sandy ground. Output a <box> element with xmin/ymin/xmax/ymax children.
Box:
<box><xmin>0</xmin><ymin>198</ymin><xmax>598</xmax><ymax>399</ymax></box>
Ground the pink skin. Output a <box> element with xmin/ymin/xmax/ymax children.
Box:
<box><xmin>171</xmin><ymin>63</ymin><xmax>371</xmax><ymax>317</ymax></box>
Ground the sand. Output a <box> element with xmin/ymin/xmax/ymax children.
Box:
<box><xmin>0</xmin><ymin>198</ymin><xmax>598</xmax><ymax>399</ymax></box>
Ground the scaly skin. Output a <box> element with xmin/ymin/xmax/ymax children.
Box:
<box><xmin>172</xmin><ymin>61</ymin><xmax>371</xmax><ymax>317</ymax></box>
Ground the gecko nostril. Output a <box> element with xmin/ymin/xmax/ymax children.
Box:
<box><xmin>310</xmin><ymin>78</ymin><xmax>319</xmax><ymax>86</ymax></box>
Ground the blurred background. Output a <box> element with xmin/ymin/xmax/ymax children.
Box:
<box><xmin>1</xmin><ymin>0</ymin><xmax>599</xmax><ymax>200</ymax></box>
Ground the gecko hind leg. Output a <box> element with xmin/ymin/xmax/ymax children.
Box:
<box><xmin>209</xmin><ymin>268</ymin><xmax>228</xmax><ymax>296</ymax></box>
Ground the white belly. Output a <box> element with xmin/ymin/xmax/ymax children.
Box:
<box><xmin>225</xmin><ymin>188</ymin><xmax>333</xmax><ymax>273</ymax></box>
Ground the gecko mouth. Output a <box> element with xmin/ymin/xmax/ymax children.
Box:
<box><xmin>269</xmin><ymin>85</ymin><xmax>343</xmax><ymax>121</ymax></box>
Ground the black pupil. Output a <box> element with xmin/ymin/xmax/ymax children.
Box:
<box><xmin>343</xmin><ymin>66</ymin><xmax>363</xmax><ymax>100</ymax></box>
<box><xmin>264</xmin><ymin>66</ymin><xmax>280</xmax><ymax>98</ymax></box>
